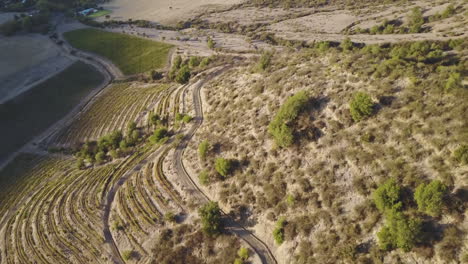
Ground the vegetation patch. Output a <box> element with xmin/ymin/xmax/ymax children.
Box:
<box><xmin>268</xmin><ymin>91</ymin><xmax>310</xmax><ymax>147</ymax></box>
<box><xmin>64</xmin><ymin>28</ymin><xmax>173</xmax><ymax>75</ymax></box>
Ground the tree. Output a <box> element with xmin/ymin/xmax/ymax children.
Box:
<box><xmin>76</xmin><ymin>158</ymin><xmax>85</xmax><ymax>170</ymax></box>
<box><xmin>445</xmin><ymin>72</ymin><xmax>461</xmax><ymax>91</ymax></box>
<box><xmin>215</xmin><ymin>157</ymin><xmax>232</xmax><ymax>178</ymax></box>
<box><xmin>268</xmin><ymin>91</ymin><xmax>309</xmax><ymax>147</ymax></box>
<box><xmin>198</xmin><ymin>201</ymin><xmax>222</xmax><ymax>235</ymax></box>
<box><xmin>175</xmin><ymin>65</ymin><xmax>190</xmax><ymax>84</ymax></box>
<box><xmin>377</xmin><ymin>209</ymin><xmax>422</xmax><ymax>252</ymax></box>
<box><xmin>198</xmin><ymin>170</ymin><xmax>209</xmax><ymax>185</ymax></box>
<box><xmin>273</xmin><ymin>218</ymin><xmax>286</xmax><ymax>245</ymax></box>
<box><xmin>373</xmin><ymin>178</ymin><xmax>402</xmax><ymax>213</ymax></box>
<box><xmin>350</xmin><ymin>92</ymin><xmax>374</xmax><ymax>122</ymax></box>
<box><xmin>198</xmin><ymin>140</ymin><xmax>210</xmax><ymax>160</ymax></box>
<box><xmin>149</xmin><ymin>127</ymin><xmax>168</xmax><ymax>144</ymax></box>
<box><xmin>414</xmin><ymin>180</ymin><xmax>447</xmax><ymax>217</ymax></box>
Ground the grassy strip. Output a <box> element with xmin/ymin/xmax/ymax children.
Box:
<box><xmin>88</xmin><ymin>10</ymin><xmax>111</xmax><ymax>18</ymax></box>
<box><xmin>0</xmin><ymin>61</ymin><xmax>103</xmax><ymax>162</ymax></box>
<box><xmin>64</xmin><ymin>28</ymin><xmax>173</xmax><ymax>75</ymax></box>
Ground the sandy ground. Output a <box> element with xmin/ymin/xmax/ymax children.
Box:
<box><xmin>0</xmin><ymin>34</ymin><xmax>74</xmax><ymax>104</ymax></box>
<box><xmin>99</xmin><ymin>0</ymin><xmax>245</xmax><ymax>25</ymax></box>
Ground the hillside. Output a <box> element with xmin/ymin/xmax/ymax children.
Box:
<box><xmin>0</xmin><ymin>0</ymin><xmax>466</xmax><ymax>263</ymax></box>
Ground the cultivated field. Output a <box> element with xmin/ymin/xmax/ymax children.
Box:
<box><xmin>51</xmin><ymin>82</ymin><xmax>175</xmax><ymax>147</ymax></box>
<box><xmin>0</xmin><ymin>61</ymin><xmax>104</xmax><ymax>162</ymax></box>
<box><xmin>64</xmin><ymin>28</ymin><xmax>173</xmax><ymax>75</ymax></box>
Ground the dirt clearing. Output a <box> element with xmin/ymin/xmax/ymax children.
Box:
<box><xmin>99</xmin><ymin>0</ymin><xmax>245</xmax><ymax>25</ymax></box>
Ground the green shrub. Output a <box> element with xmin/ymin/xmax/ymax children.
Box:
<box><xmin>207</xmin><ymin>36</ymin><xmax>216</xmax><ymax>49</ymax></box>
<box><xmin>414</xmin><ymin>180</ymin><xmax>447</xmax><ymax>217</ymax></box>
<box><xmin>377</xmin><ymin>209</ymin><xmax>422</xmax><ymax>252</ymax></box>
<box><xmin>340</xmin><ymin>37</ymin><xmax>353</xmax><ymax>51</ymax></box>
<box><xmin>215</xmin><ymin>157</ymin><xmax>232</xmax><ymax>178</ymax></box>
<box><xmin>237</xmin><ymin>247</ymin><xmax>249</xmax><ymax>260</ymax></box>
<box><xmin>182</xmin><ymin>115</ymin><xmax>192</xmax><ymax>123</ymax></box>
<box><xmin>349</xmin><ymin>92</ymin><xmax>374</xmax><ymax>122</ymax></box>
<box><xmin>273</xmin><ymin>218</ymin><xmax>286</xmax><ymax>244</ymax></box>
<box><xmin>198</xmin><ymin>140</ymin><xmax>210</xmax><ymax>160</ymax></box>
<box><xmin>268</xmin><ymin>91</ymin><xmax>309</xmax><ymax>147</ymax></box>
<box><xmin>95</xmin><ymin>151</ymin><xmax>106</xmax><ymax>164</ymax></box>
<box><xmin>373</xmin><ymin>178</ymin><xmax>402</xmax><ymax>212</ymax></box>
<box><xmin>149</xmin><ymin>127</ymin><xmax>168</xmax><ymax>144</ymax></box>
<box><xmin>175</xmin><ymin>65</ymin><xmax>191</xmax><ymax>84</ymax></box>
<box><xmin>454</xmin><ymin>145</ymin><xmax>468</xmax><ymax>164</ymax></box>
<box><xmin>198</xmin><ymin>201</ymin><xmax>222</xmax><ymax>235</ymax></box>
<box><xmin>257</xmin><ymin>51</ymin><xmax>273</xmax><ymax>71</ymax></box>
<box><xmin>408</xmin><ymin>7</ymin><xmax>424</xmax><ymax>33</ymax></box>
<box><xmin>199</xmin><ymin>170</ymin><xmax>209</xmax><ymax>185</ymax></box>
<box><xmin>122</xmin><ymin>250</ymin><xmax>133</xmax><ymax>261</ymax></box>
<box><xmin>188</xmin><ymin>56</ymin><xmax>200</xmax><ymax>68</ymax></box>
<box><xmin>445</xmin><ymin>72</ymin><xmax>462</xmax><ymax>91</ymax></box>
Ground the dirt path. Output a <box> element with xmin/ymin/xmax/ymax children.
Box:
<box><xmin>172</xmin><ymin>66</ymin><xmax>278</xmax><ymax>264</ymax></box>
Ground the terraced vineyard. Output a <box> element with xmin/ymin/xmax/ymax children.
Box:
<box><xmin>50</xmin><ymin>82</ymin><xmax>171</xmax><ymax>147</ymax></box>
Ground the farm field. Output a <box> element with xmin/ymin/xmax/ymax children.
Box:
<box><xmin>64</xmin><ymin>28</ymin><xmax>173</xmax><ymax>75</ymax></box>
<box><xmin>0</xmin><ymin>61</ymin><xmax>103</xmax><ymax>162</ymax></box>
<box><xmin>50</xmin><ymin>82</ymin><xmax>174</xmax><ymax>147</ymax></box>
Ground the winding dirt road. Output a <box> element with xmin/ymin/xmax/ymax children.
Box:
<box><xmin>173</xmin><ymin>66</ymin><xmax>278</xmax><ymax>264</ymax></box>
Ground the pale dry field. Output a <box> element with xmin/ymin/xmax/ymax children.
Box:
<box><xmin>100</xmin><ymin>0</ymin><xmax>245</xmax><ymax>25</ymax></box>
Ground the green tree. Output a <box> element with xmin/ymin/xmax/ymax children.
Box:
<box><xmin>148</xmin><ymin>112</ymin><xmax>160</xmax><ymax>126</ymax></box>
<box><xmin>273</xmin><ymin>218</ymin><xmax>286</xmax><ymax>245</ymax></box>
<box><xmin>349</xmin><ymin>92</ymin><xmax>374</xmax><ymax>122</ymax></box>
<box><xmin>198</xmin><ymin>140</ymin><xmax>210</xmax><ymax>160</ymax></box>
<box><xmin>377</xmin><ymin>209</ymin><xmax>422</xmax><ymax>252</ymax></box>
<box><xmin>373</xmin><ymin>178</ymin><xmax>402</xmax><ymax>213</ymax></box>
<box><xmin>175</xmin><ymin>65</ymin><xmax>191</xmax><ymax>84</ymax></box>
<box><xmin>268</xmin><ymin>91</ymin><xmax>309</xmax><ymax>147</ymax></box>
<box><xmin>198</xmin><ymin>201</ymin><xmax>222</xmax><ymax>235</ymax></box>
<box><xmin>215</xmin><ymin>157</ymin><xmax>232</xmax><ymax>178</ymax></box>
<box><xmin>414</xmin><ymin>180</ymin><xmax>447</xmax><ymax>217</ymax></box>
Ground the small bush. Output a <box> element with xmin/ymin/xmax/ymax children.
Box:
<box><xmin>207</xmin><ymin>36</ymin><xmax>216</xmax><ymax>49</ymax></box>
<box><xmin>257</xmin><ymin>51</ymin><xmax>273</xmax><ymax>71</ymax></box>
<box><xmin>350</xmin><ymin>92</ymin><xmax>374</xmax><ymax>122</ymax></box>
<box><xmin>454</xmin><ymin>145</ymin><xmax>468</xmax><ymax>164</ymax></box>
<box><xmin>373</xmin><ymin>178</ymin><xmax>402</xmax><ymax>212</ymax></box>
<box><xmin>198</xmin><ymin>201</ymin><xmax>222</xmax><ymax>235</ymax></box>
<box><xmin>199</xmin><ymin>170</ymin><xmax>209</xmax><ymax>185</ymax></box>
<box><xmin>340</xmin><ymin>37</ymin><xmax>353</xmax><ymax>51</ymax></box>
<box><xmin>408</xmin><ymin>7</ymin><xmax>424</xmax><ymax>33</ymax></box>
<box><xmin>122</xmin><ymin>250</ymin><xmax>133</xmax><ymax>261</ymax></box>
<box><xmin>414</xmin><ymin>180</ymin><xmax>447</xmax><ymax>217</ymax></box>
<box><xmin>198</xmin><ymin>140</ymin><xmax>210</xmax><ymax>160</ymax></box>
<box><xmin>445</xmin><ymin>72</ymin><xmax>462</xmax><ymax>91</ymax></box>
<box><xmin>273</xmin><ymin>218</ymin><xmax>286</xmax><ymax>244</ymax></box>
<box><xmin>237</xmin><ymin>247</ymin><xmax>249</xmax><ymax>260</ymax></box>
<box><xmin>215</xmin><ymin>157</ymin><xmax>232</xmax><ymax>178</ymax></box>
